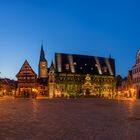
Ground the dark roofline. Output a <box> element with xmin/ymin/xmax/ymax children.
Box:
<box><xmin>55</xmin><ymin>52</ymin><xmax>115</xmax><ymax>60</ymax></box>
<box><xmin>54</xmin><ymin>52</ymin><xmax>116</xmax><ymax>76</ymax></box>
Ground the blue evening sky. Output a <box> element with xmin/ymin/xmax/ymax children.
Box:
<box><xmin>0</xmin><ymin>0</ymin><xmax>140</xmax><ymax>79</ymax></box>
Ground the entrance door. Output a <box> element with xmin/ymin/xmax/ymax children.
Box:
<box><xmin>85</xmin><ymin>88</ymin><xmax>90</xmax><ymax>95</ymax></box>
<box><xmin>23</xmin><ymin>88</ymin><xmax>31</xmax><ymax>97</ymax></box>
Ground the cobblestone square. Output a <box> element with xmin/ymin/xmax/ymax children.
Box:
<box><xmin>0</xmin><ymin>98</ymin><xmax>140</xmax><ymax>140</ymax></box>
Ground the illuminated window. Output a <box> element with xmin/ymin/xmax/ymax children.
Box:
<box><xmin>65</xmin><ymin>64</ymin><xmax>70</xmax><ymax>70</ymax></box>
<box><xmin>102</xmin><ymin>67</ymin><xmax>108</xmax><ymax>73</ymax></box>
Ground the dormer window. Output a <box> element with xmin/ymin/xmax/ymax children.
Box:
<box><xmin>65</xmin><ymin>64</ymin><xmax>70</xmax><ymax>70</ymax></box>
<box><xmin>102</xmin><ymin>66</ymin><xmax>108</xmax><ymax>73</ymax></box>
<box><xmin>73</xmin><ymin>62</ymin><xmax>77</xmax><ymax>65</ymax></box>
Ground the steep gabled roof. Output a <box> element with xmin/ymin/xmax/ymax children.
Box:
<box><xmin>54</xmin><ymin>53</ymin><xmax>116</xmax><ymax>76</ymax></box>
<box><xmin>16</xmin><ymin>60</ymin><xmax>37</xmax><ymax>77</ymax></box>
<box><xmin>40</xmin><ymin>44</ymin><xmax>47</xmax><ymax>62</ymax></box>
<box><xmin>50</xmin><ymin>61</ymin><xmax>55</xmax><ymax>71</ymax></box>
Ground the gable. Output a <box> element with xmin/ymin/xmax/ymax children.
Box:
<box><xmin>16</xmin><ymin>60</ymin><xmax>37</xmax><ymax>78</ymax></box>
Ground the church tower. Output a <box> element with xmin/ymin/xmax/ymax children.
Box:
<box><xmin>38</xmin><ymin>43</ymin><xmax>48</xmax><ymax>79</ymax></box>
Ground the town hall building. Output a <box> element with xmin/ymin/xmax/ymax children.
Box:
<box><xmin>16</xmin><ymin>44</ymin><xmax>116</xmax><ymax>98</ymax></box>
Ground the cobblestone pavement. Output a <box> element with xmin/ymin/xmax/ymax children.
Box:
<box><xmin>0</xmin><ymin>98</ymin><xmax>140</xmax><ymax>140</ymax></box>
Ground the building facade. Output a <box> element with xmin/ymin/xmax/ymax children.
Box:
<box><xmin>16</xmin><ymin>45</ymin><xmax>116</xmax><ymax>98</ymax></box>
<box><xmin>132</xmin><ymin>50</ymin><xmax>140</xmax><ymax>98</ymax></box>
<box><xmin>0</xmin><ymin>78</ymin><xmax>16</xmax><ymax>96</ymax></box>
<box><xmin>16</xmin><ymin>60</ymin><xmax>37</xmax><ymax>97</ymax></box>
<box><xmin>53</xmin><ymin>53</ymin><xmax>116</xmax><ymax>98</ymax></box>
<box><xmin>37</xmin><ymin>44</ymin><xmax>49</xmax><ymax>96</ymax></box>
<box><xmin>117</xmin><ymin>70</ymin><xmax>134</xmax><ymax>98</ymax></box>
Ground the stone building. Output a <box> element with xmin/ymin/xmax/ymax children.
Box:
<box><xmin>53</xmin><ymin>53</ymin><xmax>116</xmax><ymax>98</ymax></box>
<box><xmin>122</xmin><ymin>71</ymin><xmax>134</xmax><ymax>97</ymax></box>
<box><xmin>118</xmin><ymin>50</ymin><xmax>140</xmax><ymax>99</ymax></box>
<box><xmin>16</xmin><ymin>45</ymin><xmax>116</xmax><ymax>98</ymax></box>
<box><xmin>0</xmin><ymin>78</ymin><xmax>16</xmax><ymax>96</ymax></box>
<box><xmin>132</xmin><ymin>50</ymin><xmax>140</xmax><ymax>98</ymax></box>
<box><xmin>37</xmin><ymin>44</ymin><xmax>49</xmax><ymax>96</ymax></box>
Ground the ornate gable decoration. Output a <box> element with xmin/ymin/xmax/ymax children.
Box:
<box><xmin>85</xmin><ymin>74</ymin><xmax>92</xmax><ymax>86</ymax></box>
<box><xmin>16</xmin><ymin>60</ymin><xmax>37</xmax><ymax>78</ymax></box>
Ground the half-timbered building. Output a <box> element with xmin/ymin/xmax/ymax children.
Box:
<box><xmin>16</xmin><ymin>45</ymin><xmax>116</xmax><ymax>98</ymax></box>
<box><xmin>16</xmin><ymin>60</ymin><xmax>37</xmax><ymax>97</ymax></box>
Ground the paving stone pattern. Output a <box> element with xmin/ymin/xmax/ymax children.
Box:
<box><xmin>0</xmin><ymin>98</ymin><xmax>140</xmax><ymax>140</ymax></box>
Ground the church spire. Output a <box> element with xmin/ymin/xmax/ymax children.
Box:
<box><xmin>40</xmin><ymin>42</ymin><xmax>46</xmax><ymax>62</ymax></box>
<box><xmin>38</xmin><ymin>42</ymin><xmax>48</xmax><ymax>79</ymax></box>
<box><xmin>49</xmin><ymin>60</ymin><xmax>55</xmax><ymax>72</ymax></box>
<box><xmin>50</xmin><ymin>60</ymin><xmax>54</xmax><ymax>68</ymax></box>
